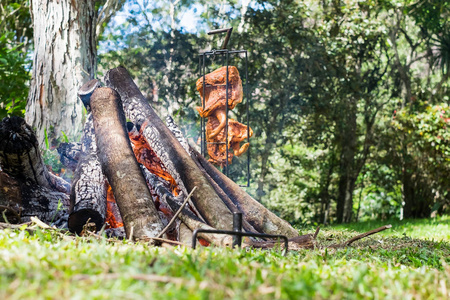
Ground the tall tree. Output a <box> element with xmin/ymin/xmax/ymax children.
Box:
<box><xmin>26</xmin><ymin>0</ymin><xmax>125</xmax><ymax>147</ymax></box>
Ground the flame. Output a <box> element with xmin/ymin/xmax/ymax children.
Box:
<box><xmin>104</xmin><ymin>127</ymin><xmax>180</xmax><ymax>229</ymax></box>
<box><xmin>105</xmin><ymin>184</ymin><xmax>124</xmax><ymax>229</ymax></box>
<box><xmin>128</xmin><ymin>126</ymin><xmax>179</xmax><ymax>195</ymax></box>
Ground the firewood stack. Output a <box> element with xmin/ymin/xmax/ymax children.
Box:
<box><xmin>0</xmin><ymin>67</ymin><xmax>300</xmax><ymax>248</ymax></box>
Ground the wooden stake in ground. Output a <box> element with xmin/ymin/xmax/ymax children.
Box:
<box><xmin>89</xmin><ymin>87</ymin><xmax>164</xmax><ymax>240</ymax></box>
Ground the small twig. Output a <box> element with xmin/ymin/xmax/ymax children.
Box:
<box><xmin>128</xmin><ymin>224</ymin><xmax>134</xmax><ymax>242</ymax></box>
<box><xmin>143</xmin><ymin>237</ymin><xmax>190</xmax><ymax>247</ymax></box>
<box><xmin>313</xmin><ymin>226</ymin><xmax>320</xmax><ymax>239</ymax></box>
<box><xmin>98</xmin><ymin>222</ymin><xmax>107</xmax><ymax>237</ymax></box>
<box><xmin>2</xmin><ymin>209</ymin><xmax>10</xmax><ymax>224</ymax></box>
<box><xmin>343</xmin><ymin>224</ymin><xmax>392</xmax><ymax>246</ymax></box>
<box><xmin>0</xmin><ymin>222</ymin><xmax>32</xmax><ymax>230</ymax></box>
<box><xmin>30</xmin><ymin>216</ymin><xmax>51</xmax><ymax>229</ymax></box>
<box><xmin>156</xmin><ymin>186</ymin><xmax>197</xmax><ymax>238</ymax></box>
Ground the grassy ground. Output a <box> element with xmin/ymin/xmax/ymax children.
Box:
<box><xmin>0</xmin><ymin>217</ymin><xmax>449</xmax><ymax>300</ymax></box>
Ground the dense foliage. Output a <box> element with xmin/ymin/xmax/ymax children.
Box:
<box><xmin>3</xmin><ymin>0</ymin><xmax>449</xmax><ymax>223</ymax></box>
<box><xmin>0</xmin><ymin>0</ymin><xmax>32</xmax><ymax>118</ymax></box>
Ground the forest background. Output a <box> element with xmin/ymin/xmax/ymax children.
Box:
<box><xmin>1</xmin><ymin>0</ymin><xmax>449</xmax><ymax>225</ymax></box>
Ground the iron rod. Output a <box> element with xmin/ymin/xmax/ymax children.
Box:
<box><xmin>232</xmin><ymin>213</ymin><xmax>243</xmax><ymax>247</ymax></box>
<box><xmin>245</xmin><ymin>51</ymin><xmax>250</xmax><ymax>187</ymax></box>
<box><xmin>192</xmin><ymin>229</ymin><xmax>289</xmax><ymax>256</ymax></box>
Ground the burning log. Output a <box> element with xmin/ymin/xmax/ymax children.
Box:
<box><xmin>143</xmin><ymin>169</ymin><xmax>232</xmax><ymax>247</ymax></box>
<box><xmin>0</xmin><ymin>116</ymin><xmax>69</xmax><ymax>225</ymax></box>
<box><xmin>89</xmin><ymin>87</ymin><xmax>165</xmax><ymax>240</ymax></box>
<box><xmin>105</xmin><ymin>66</ymin><xmax>234</xmax><ymax>231</ymax></box>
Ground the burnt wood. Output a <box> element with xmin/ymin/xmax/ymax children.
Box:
<box><xmin>68</xmin><ymin>115</ymin><xmax>107</xmax><ymax>234</ymax></box>
<box><xmin>164</xmin><ymin>115</ymin><xmax>298</xmax><ymax>238</ymax></box>
<box><xmin>89</xmin><ymin>87</ymin><xmax>164</xmax><ymax>240</ymax></box>
<box><xmin>105</xmin><ymin>66</ymin><xmax>234</xmax><ymax>231</ymax></box>
<box><xmin>0</xmin><ymin>117</ymin><xmax>69</xmax><ymax>226</ymax></box>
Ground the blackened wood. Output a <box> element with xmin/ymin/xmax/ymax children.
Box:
<box><xmin>90</xmin><ymin>87</ymin><xmax>164</xmax><ymax>240</ymax></box>
<box><xmin>0</xmin><ymin>117</ymin><xmax>70</xmax><ymax>226</ymax></box>
<box><xmin>77</xmin><ymin>79</ymin><xmax>101</xmax><ymax>110</ymax></box>
<box><xmin>191</xmin><ymin>148</ymin><xmax>299</xmax><ymax>238</ymax></box>
<box><xmin>0</xmin><ymin>117</ymin><xmax>62</xmax><ymax>190</ymax></box>
<box><xmin>68</xmin><ymin>115</ymin><xmax>107</xmax><ymax>234</ymax></box>
<box><xmin>57</xmin><ymin>142</ymin><xmax>81</xmax><ymax>171</ymax></box>
<box><xmin>105</xmin><ymin>66</ymin><xmax>234</xmax><ymax>231</ymax></box>
<box><xmin>189</xmin><ymin>148</ymin><xmax>261</xmax><ymax>234</ymax></box>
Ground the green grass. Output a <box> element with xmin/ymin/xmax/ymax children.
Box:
<box><xmin>0</xmin><ymin>218</ymin><xmax>449</xmax><ymax>299</ymax></box>
<box><xmin>328</xmin><ymin>215</ymin><xmax>450</xmax><ymax>241</ymax></box>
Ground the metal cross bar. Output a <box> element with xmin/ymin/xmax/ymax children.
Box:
<box><xmin>192</xmin><ymin>213</ymin><xmax>289</xmax><ymax>255</ymax></box>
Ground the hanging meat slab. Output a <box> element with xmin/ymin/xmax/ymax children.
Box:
<box><xmin>196</xmin><ymin>66</ymin><xmax>243</xmax><ymax>117</ymax></box>
<box><xmin>196</xmin><ymin>66</ymin><xmax>252</xmax><ymax>166</ymax></box>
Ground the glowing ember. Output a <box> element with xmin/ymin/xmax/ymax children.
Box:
<box><xmin>104</xmin><ymin>126</ymin><xmax>181</xmax><ymax>230</ymax></box>
<box><xmin>105</xmin><ymin>185</ymin><xmax>123</xmax><ymax>229</ymax></box>
<box><xmin>128</xmin><ymin>125</ymin><xmax>179</xmax><ymax>195</ymax></box>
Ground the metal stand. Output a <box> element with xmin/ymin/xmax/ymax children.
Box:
<box><xmin>199</xmin><ymin>28</ymin><xmax>251</xmax><ymax>187</ymax></box>
<box><xmin>192</xmin><ymin>213</ymin><xmax>289</xmax><ymax>256</ymax></box>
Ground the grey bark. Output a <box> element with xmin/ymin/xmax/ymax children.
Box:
<box><xmin>90</xmin><ymin>87</ymin><xmax>164</xmax><ymax>240</ymax></box>
<box><xmin>68</xmin><ymin>115</ymin><xmax>107</xmax><ymax>234</ymax></box>
<box><xmin>105</xmin><ymin>66</ymin><xmax>234</xmax><ymax>231</ymax></box>
<box><xmin>26</xmin><ymin>0</ymin><xmax>97</xmax><ymax>147</ymax></box>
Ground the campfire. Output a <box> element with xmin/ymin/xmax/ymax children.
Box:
<box><xmin>0</xmin><ymin>66</ymin><xmax>392</xmax><ymax>250</ymax></box>
<box><xmin>0</xmin><ymin>66</ymin><xmax>302</xmax><ymax>247</ymax></box>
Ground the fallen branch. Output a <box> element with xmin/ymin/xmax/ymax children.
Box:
<box><xmin>342</xmin><ymin>225</ymin><xmax>392</xmax><ymax>246</ymax></box>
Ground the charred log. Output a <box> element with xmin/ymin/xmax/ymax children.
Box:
<box><xmin>90</xmin><ymin>87</ymin><xmax>164</xmax><ymax>240</ymax></box>
<box><xmin>0</xmin><ymin>117</ymin><xmax>69</xmax><ymax>225</ymax></box>
<box><xmin>165</xmin><ymin>116</ymin><xmax>298</xmax><ymax>238</ymax></box>
<box><xmin>105</xmin><ymin>66</ymin><xmax>234</xmax><ymax>231</ymax></box>
<box><xmin>57</xmin><ymin>142</ymin><xmax>81</xmax><ymax>171</ymax></box>
<box><xmin>68</xmin><ymin>115</ymin><xmax>107</xmax><ymax>234</ymax></box>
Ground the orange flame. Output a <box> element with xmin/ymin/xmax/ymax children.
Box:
<box><xmin>105</xmin><ymin>184</ymin><xmax>124</xmax><ymax>229</ymax></box>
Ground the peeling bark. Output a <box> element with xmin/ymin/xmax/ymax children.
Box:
<box><xmin>27</xmin><ymin>0</ymin><xmax>97</xmax><ymax>147</ymax></box>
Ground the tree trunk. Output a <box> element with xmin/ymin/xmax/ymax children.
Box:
<box><xmin>26</xmin><ymin>0</ymin><xmax>97</xmax><ymax>147</ymax></box>
<box><xmin>336</xmin><ymin>99</ymin><xmax>358</xmax><ymax>223</ymax></box>
<box><xmin>105</xmin><ymin>66</ymin><xmax>234</xmax><ymax>231</ymax></box>
<box><xmin>90</xmin><ymin>87</ymin><xmax>165</xmax><ymax>240</ymax></box>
